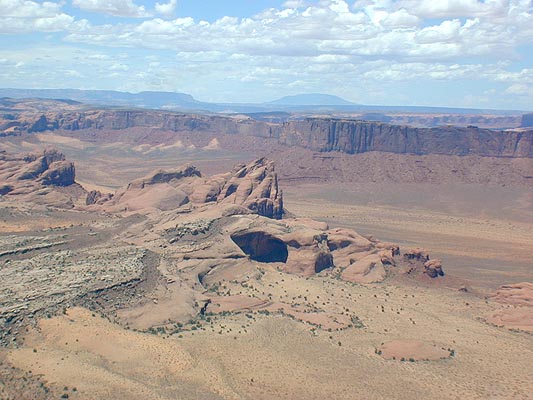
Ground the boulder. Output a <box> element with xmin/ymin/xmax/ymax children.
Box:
<box><xmin>86</xmin><ymin>190</ymin><xmax>113</xmax><ymax>206</ymax></box>
<box><xmin>423</xmin><ymin>259</ymin><xmax>444</xmax><ymax>278</ymax></box>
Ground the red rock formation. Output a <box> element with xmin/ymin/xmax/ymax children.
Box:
<box><xmin>217</xmin><ymin>158</ymin><xmax>283</xmax><ymax>219</ymax></box>
<box><xmin>99</xmin><ymin>158</ymin><xmax>283</xmax><ymax>218</ymax></box>
<box><xmin>487</xmin><ymin>282</ymin><xmax>533</xmax><ymax>332</ymax></box>
<box><xmin>3</xmin><ymin>106</ymin><xmax>532</xmax><ymax>158</ymax></box>
<box><xmin>490</xmin><ymin>282</ymin><xmax>533</xmax><ymax>307</ymax></box>
<box><xmin>423</xmin><ymin>259</ymin><xmax>444</xmax><ymax>278</ymax></box>
<box><xmin>0</xmin><ymin>149</ymin><xmax>83</xmax><ymax>206</ymax></box>
<box><xmin>399</xmin><ymin>248</ymin><xmax>445</xmax><ymax>279</ymax></box>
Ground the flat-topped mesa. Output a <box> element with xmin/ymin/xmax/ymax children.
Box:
<box><xmin>4</xmin><ymin>107</ymin><xmax>533</xmax><ymax>158</ymax></box>
<box><xmin>101</xmin><ymin>158</ymin><xmax>284</xmax><ymax>218</ymax></box>
<box><xmin>280</xmin><ymin>118</ymin><xmax>533</xmax><ymax>158</ymax></box>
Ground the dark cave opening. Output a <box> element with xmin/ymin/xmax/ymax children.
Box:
<box><xmin>231</xmin><ymin>231</ymin><xmax>289</xmax><ymax>263</ymax></box>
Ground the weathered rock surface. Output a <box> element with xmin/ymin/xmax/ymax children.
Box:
<box><xmin>341</xmin><ymin>254</ymin><xmax>386</xmax><ymax>284</ymax></box>
<box><xmin>85</xmin><ymin>189</ymin><xmax>113</xmax><ymax>205</ymax></box>
<box><xmin>3</xmin><ymin>107</ymin><xmax>533</xmax><ymax>158</ymax></box>
<box><xmin>0</xmin><ymin>149</ymin><xmax>446</xmax><ymax>287</ymax></box>
<box><xmin>217</xmin><ymin>158</ymin><xmax>283</xmax><ymax>219</ymax></box>
<box><xmin>100</xmin><ymin>157</ymin><xmax>283</xmax><ymax>218</ymax></box>
<box><xmin>0</xmin><ymin>148</ymin><xmax>448</xmax><ymax>343</ymax></box>
<box><xmin>105</xmin><ymin>165</ymin><xmax>201</xmax><ymax>212</ymax></box>
<box><xmin>0</xmin><ymin>149</ymin><xmax>83</xmax><ymax>206</ymax></box>
<box><xmin>490</xmin><ymin>282</ymin><xmax>533</xmax><ymax>307</ymax></box>
<box><xmin>486</xmin><ymin>282</ymin><xmax>533</xmax><ymax>332</ymax></box>
<box><xmin>40</xmin><ymin>160</ymin><xmax>75</xmax><ymax>186</ymax></box>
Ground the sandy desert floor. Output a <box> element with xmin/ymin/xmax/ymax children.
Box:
<box><xmin>1</xmin><ymin>133</ymin><xmax>532</xmax><ymax>399</ymax></box>
<box><xmin>5</xmin><ymin>266</ymin><xmax>533</xmax><ymax>400</ymax></box>
<box><xmin>284</xmin><ymin>183</ymin><xmax>533</xmax><ymax>291</ymax></box>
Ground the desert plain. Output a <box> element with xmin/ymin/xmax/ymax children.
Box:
<box><xmin>0</xmin><ymin>107</ymin><xmax>532</xmax><ymax>400</ymax></box>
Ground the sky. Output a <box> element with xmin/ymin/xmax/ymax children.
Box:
<box><xmin>0</xmin><ymin>0</ymin><xmax>532</xmax><ymax>110</ymax></box>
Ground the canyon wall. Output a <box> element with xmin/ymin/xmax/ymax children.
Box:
<box><xmin>3</xmin><ymin>110</ymin><xmax>533</xmax><ymax>158</ymax></box>
<box><xmin>522</xmin><ymin>114</ymin><xmax>533</xmax><ymax>128</ymax></box>
<box><xmin>279</xmin><ymin>119</ymin><xmax>533</xmax><ymax>158</ymax></box>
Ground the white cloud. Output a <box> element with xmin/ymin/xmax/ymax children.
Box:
<box><xmin>0</xmin><ymin>0</ymin><xmax>62</xmax><ymax>17</ymax></box>
<box><xmin>62</xmin><ymin>0</ymin><xmax>533</xmax><ymax>62</ymax></box>
<box><xmin>398</xmin><ymin>0</ymin><xmax>510</xmax><ymax>18</ymax></box>
<box><xmin>65</xmin><ymin>69</ymin><xmax>83</xmax><ymax>77</ymax></box>
<box><xmin>505</xmin><ymin>83</ymin><xmax>532</xmax><ymax>95</ymax></box>
<box><xmin>0</xmin><ymin>15</ymin><xmax>75</xmax><ymax>33</ymax></box>
<box><xmin>283</xmin><ymin>0</ymin><xmax>307</xmax><ymax>8</ymax></box>
<box><xmin>415</xmin><ymin>19</ymin><xmax>461</xmax><ymax>43</ymax></box>
<box><xmin>88</xmin><ymin>54</ymin><xmax>111</xmax><ymax>60</ymax></box>
<box><xmin>1</xmin><ymin>0</ymin><xmax>533</xmax><ymax>109</ymax></box>
<box><xmin>72</xmin><ymin>0</ymin><xmax>150</xmax><ymax>18</ymax></box>
<box><xmin>0</xmin><ymin>0</ymin><xmax>78</xmax><ymax>33</ymax></box>
<box><xmin>109</xmin><ymin>63</ymin><xmax>129</xmax><ymax>71</ymax></box>
<box><xmin>380</xmin><ymin>9</ymin><xmax>420</xmax><ymax>28</ymax></box>
<box><xmin>155</xmin><ymin>0</ymin><xmax>177</xmax><ymax>18</ymax></box>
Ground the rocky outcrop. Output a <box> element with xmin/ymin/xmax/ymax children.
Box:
<box><xmin>486</xmin><ymin>282</ymin><xmax>533</xmax><ymax>332</ymax></box>
<box><xmin>100</xmin><ymin>158</ymin><xmax>284</xmax><ymax>218</ymax></box>
<box><xmin>104</xmin><ymin>165</ymin><xmax>198</xmax><ymax>212</ymax></box>
<box><xmin>1</xmin><ymin>110</ymin><xmax>279</xmax><ymax>139</ymax></box>
<box><xmin>217</xmin><ymin>158</ymin><xmax>283</xmax><ymax>219</ymax></box>
<box><xmin>85</xmin><ymin>190</ymin><xmax>113</xmax><ymax>206</ymax></box>
<box><xmin>341</xmin><ymin>254</ymin><xmax>386</xmax><ymax>284</ymax></box>
<box><xmin>16</xmin><ymin>149</ymin><xmax>66</xmax><ymax>181</ymax></box>
<box><xmin>1</xmin><ymin>149</ymin><xmax>73</xmax><ymax>186</ymax></box>
<box><xmin>399</xmin><ymin>248</ymin><xmax>444</xmax><ymax>278</ymax></box>
<box><xmin>490</xmin><ymin>282</ymin><xmax>533</xmax><ymax>307</ymax></box>
<box><xmin>0</xmin><ymin>149</ymin><xmax>84</xmax><ymax>206</ymax></box>
<box><xmin>40</xmin><ymin>160</ymin><xmax>75</xmax><ymax>186</ymax></box>
<box><xmin>423</xmin><ymin>259</ymin><xmax>444</xmax><ymax>278</ymax></box>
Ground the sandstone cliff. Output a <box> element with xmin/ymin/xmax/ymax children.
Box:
<box><xmin>521</xmin><ymin>113</ymin><xmax>533</xmax><ymax>128</ymax></box>
<box><xmin>3</xmin><ymin>110</ymin><xmax>532</xmax><ymax>159</ymax></box>
<box><xmin>279</xmin><ymin>119</ymin><xmax>533</xmax><ymax>158</ymax></box>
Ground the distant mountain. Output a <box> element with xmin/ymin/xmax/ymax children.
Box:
<box><xmin>268</xmin><ymin>93</ymin><xmax>355</xmax><ymax>106</ymax></box>
<box><xmin>0</xmin><ymin>88</ymin><xmax>526</xmax><ymax>116</ymax></box>
<box><xmin>0</xmin><ymin>88</ymin><xmax>204</xmax><ymax>110</ymax></box>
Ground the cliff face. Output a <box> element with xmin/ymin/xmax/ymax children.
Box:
<box><xmin>13</xmin><ymin>111</ymin><xmax>280</xmax><ymax>138</ymax></box>
<box><xmin>3</xmin><ymin>110</ymin><xmax>533</xmax><ymax>158</ymax></box>
<box><xmin>279</xmin><ymin>119</ymin><xmax>533</xmax><ymax>158</ymax></box>
<box><xmin>522</xmin><ymin>114</ymin><xmax>533</xmax><ymax>128</ymax></box>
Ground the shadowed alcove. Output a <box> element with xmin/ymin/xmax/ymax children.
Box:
<box><xmin>231</xmin><ymin>231</ymin><xmax>289</xmax><ymax>263</ymax></box>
